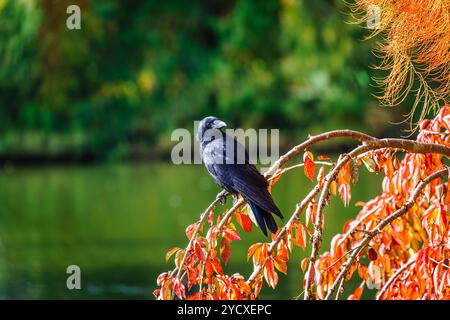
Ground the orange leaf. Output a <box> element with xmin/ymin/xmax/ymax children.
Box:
<box><xmin>186</xmin><ymin>292</ymin><xmax>202</xmax><ymax>300</ymax></box>
<box><xmin>223</xmin><ymin>228</ymin><xmax>241</xmax><ymax>242</ymax></box>
<box><xmin>264</xmin><ymin>258</ymin><xmax>279</xmax><ymax>289</ymax></box>
<box><xmin>348</xmin><ymin>285</ymin><xmax>364</xmax><ymax>300</ymax></box>
<box><xmin>317</xmin><ymin>155</ymin><xmax>332</xmax><ymax>161</ymax></box>
<box><xmin>305</xmin><ymin>201</ymin><xmax>317</xmax><ymax>226</ymax></box>
<box><xmin>273</xmin><ymin>256</ymin><xmax>288</xmax><ymax>275</ymax></box>
<box><xmin>185</xmin><ymin>223</ymin><xmax>198</xmax><ymax>240</ymax></box>
<box><xmin>268</xmin><ymin>169</ymin><xmax>283</xmax><ymax>192</ymax></box>
<box><xmin>236</xmin><ymin>212</ymin><xmax>253</xmax><ymax>233</ymax></box>
<box><xmin>295</xmin><ymin>224</ymin><xmax>307</xmax><ymax>250</ymax></box>
<box><xmin>358</xmin><ymin>263</ymin><xmax>369</xmax><ymax>281</ymax></box>
<box><xmin>248</xmin><ymin>243</ymin><xmax>262</xmax><ymax>262</ymax></box>
<box><xmin>187</xmin><ymin>266</ymin><xmax>197</xmax><ymax>289</ymax></box>
<box><xmin>301</xmin><ymin>257</ymin><xmax>309</xmax><ymax>272</ymax></box>
<box><xmin>303</xmin><ymin>151</ymin><xmax>316</xmax><ymax>181</ymax></box>
<box><xmin>220</xmin><ymin>238</ymin><xmax>231</xmax><ymax>265</ymax></box>
<box><xmin>210</xmin><ymin>258</ymin><xmax>223</xmax><ymax>275</ymax></box>
<box><xmin>330</xmin><ymin>180</ymin><xmax>337</xmax><ymax>196</ymax></box>
<box><xmin>194</xmin><ymin>241</ymin><xmax>206</xmax><ymax>261</ymax></box>
<box><xmin>208</xmin><ymin>209</ymin><xmax>214</xmax><ymax>225</ymax></box>
<box><xmin>165</xmin><ymin>247</ymin><xmax>180</xmax><ymax>262</ymax></box>
<box><xmin>277</xmin><ymin>241</ymin><xmax>289</xmax><ymax>261</ymax></box>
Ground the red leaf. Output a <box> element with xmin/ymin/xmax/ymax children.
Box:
<box><xmin>187</xmin><ymin>266</ymin><xmax>197</xmax><ymax>289</ymax></box>
<box><xmin>185</xmin><ymin>223</ymin><xmax>198</xmax><ymax>240</ymax></box>
<box><xmin>223</xmin><ymin>228</ymin><xmax>241</xmax><ymax>241</ymax></box>
<box><xmin>186</xmin><ymin>292</ymin><xmax>202</xmax><ymax>300</ymax></box>
<box><xmin>205</xmin><ymin>260</ymin><xmax>214</xmax><ymax>278</ymax></box>
<box><xmin>173</xmin><ymin>278</ymin><xmax>186</xmax><ymax>299</ymax></box>
<box><xmin>303</xmin><ymin>151</ymin><xmax>316</xmax><ymax>182</ymax></box>
<box><xmin>220</xmin><ymin>238</ymin><xmax>231</xmax><ymax>265</ymax></box>
<box><xmin>210</xmin><ymin>258</ymin><xmax>223</xmax><ymax>275</ymax></box>
<box><xmin>264</xmin><ymin>258</ymin><xmax>279</xmax><ymax>289</ymax></box>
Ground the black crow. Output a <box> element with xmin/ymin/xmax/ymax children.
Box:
<box><xmin>197</xmin><ymin>116</ymin><xmax>283</xmax><ymax>236</ymax></box>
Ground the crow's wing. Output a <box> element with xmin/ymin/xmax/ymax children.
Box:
<box><xmin>227</xmin><ymin>162</ymin><xmax>283</xmax><ymax>218</ymax></box>
<box><xmin>201</xmin><ymin>133</ymin><xmax>283</xmax><ymax>219</ymax></box>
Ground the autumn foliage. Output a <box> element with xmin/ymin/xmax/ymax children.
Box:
<box><xmin>315</xmin><ymin>108</ymin><xmax>450</xmax><ymax>300</ymax></box>
<box><xmin>154</xmin><ymin>1</ymin><xmax>450</xmax><ymax>300</ymax></box>
<box><xmin>353</xmin><ymin>0</ymin><xmax>450</xmax><ymax>126</ymax></box>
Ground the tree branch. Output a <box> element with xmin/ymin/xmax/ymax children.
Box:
<box><xmin>172</xmin><ymin>130</ymin><xmax>378</xmax><ymax>295</ymax></box>
<box><xmin>304</xmin><ymin>139</ymin><xmax>450</xmax><ymax>300</ymax></box>
<box><xmin>324</xmin><ymin>167</ymin><xmax>448</xmax><ymax>300</ymax></box>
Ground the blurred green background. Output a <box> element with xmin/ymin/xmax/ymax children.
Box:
<box><xmin>0</xmin><ymin>0</ymin><xmax>403</xmax><ymax>299</ymax></box>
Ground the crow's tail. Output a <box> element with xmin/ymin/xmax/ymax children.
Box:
<box><xmin>249</xmin><ymin>202</ymin><xmax>278</xmax><ymax>236</ymax></box>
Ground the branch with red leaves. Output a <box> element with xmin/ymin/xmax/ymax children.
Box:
<box><xmin>156</xmin><ymin>121</ymin><xmax>450</xmax><ymax>300</ymax></box>
<box><xmin>304</xmin><ymin>140</ymin><xmax>450</xmax><ymax>300</ymax></box>
<box><xmin>157</xmin><ymin>130</ymin><xmax>379</xmax><ymax>299</ymax></box>
<box><xmin>323</xmin><ymin>167</ymin><xmax>449</xmax><ymax>300</ymax></box>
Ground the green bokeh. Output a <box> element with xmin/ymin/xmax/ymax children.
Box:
<box><xmin>0</xmin><ymin>0</ymin><xmax>386</xmax><ymax>162</ymax></box>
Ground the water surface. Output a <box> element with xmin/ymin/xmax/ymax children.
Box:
<box><xmin>0</xmin><ymin>163</ymin><xmax>382</xmax><ymax>299</ymax></box>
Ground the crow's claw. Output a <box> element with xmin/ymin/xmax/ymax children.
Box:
<box><xmin>217</xmin><ymin>193</ymin><xmax>227</xmax><ymax>205</ymax></box>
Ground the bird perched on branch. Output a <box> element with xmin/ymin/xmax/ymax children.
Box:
<box><xmin>197</xmin><ymin>116</ymin><xmax>283</xmax><ymax>236</ymax></box>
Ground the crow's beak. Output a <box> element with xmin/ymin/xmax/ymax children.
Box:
<box><xmin>212</xmin><ymin>120</ymin><xmax>227</xmax><ymax>129</ymax></box>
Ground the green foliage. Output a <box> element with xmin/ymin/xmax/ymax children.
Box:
<box><xmin>0</xmin><ymin>0</ymin><xmax>378</xmax><ymax>161</ymax></box>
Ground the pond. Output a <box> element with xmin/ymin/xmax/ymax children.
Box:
<box><xmin>0</xmin><ymin>162</ymin><xmax>383</xmax><ymax>299</ymax></box>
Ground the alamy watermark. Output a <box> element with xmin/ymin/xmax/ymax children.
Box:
<box><xmin>66</xmin><ymin>5</ymin><xmax>81</xmax><ymax>30</ymax></box>
<box><xmin>367</xmin><ymin>5</ymin><xmax>381</xmax><ymax>29</ymax></box>
<box><xmin>66</xmin><ymin>265</ymin><xmax>81</xmax><ymax>290</ymax></box>
<box><xmin>171</xmin><ymin>121</ymin><xmax>280</xmax><ymax>172</ymax></box>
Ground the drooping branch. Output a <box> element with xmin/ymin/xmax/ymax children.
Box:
<box><xmin>170</xmin><ymin>130</ymin><xmax>379</xmax><ymax>294</ymax></box>
<box><xmin>304</xmin><ymin>138</ymin><xmax>450</xmax><ymax>300</ymax></box>
<box><xmin>323</xmin><ymin>167</ymin><xmax>448</xmax><ymax>300</ymax></box>
<box><xmin>164</xmin><ymin>127</ymin><xmax>450</xmax><ymax>300</ymax></box>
